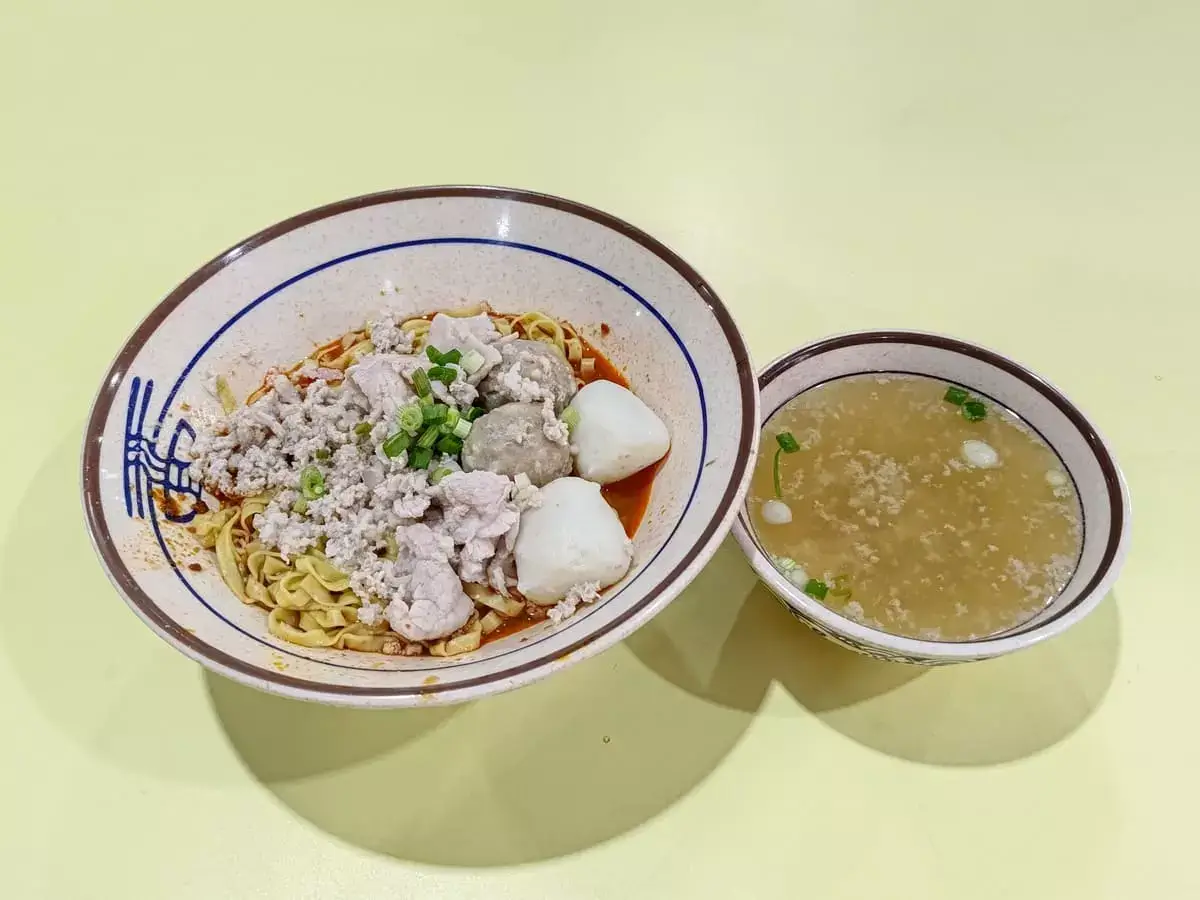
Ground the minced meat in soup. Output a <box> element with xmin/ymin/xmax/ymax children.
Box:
<box><xmin>750</xmin><ymin>374</ymin><xmax>1082</xmax><ymax>641</ymax></box>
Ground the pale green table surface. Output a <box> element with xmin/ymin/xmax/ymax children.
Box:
<box><xmin>3</xmin><ymin>2</ymin><xmax>1195</xmax><ymax>897</ymax></box>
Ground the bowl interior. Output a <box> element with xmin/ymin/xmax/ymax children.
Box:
<box><xmin>741</xmin><ymin>332</ymin><xmax>1127</xmax><ymax>658</ymax></box>
<box><xmin>84</xmin><ymin>188</ymin><xmax>757</xmax><ymax>704</ymax></box>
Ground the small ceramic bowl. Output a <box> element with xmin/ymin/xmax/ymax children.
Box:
<box><xmin>731</xmin><ymin>331</ymin><xmax>1130</xmax><ymax>665</ymax></box>
<box><xmin>82</xmin><ymin>186</ymin><xmax>759</xmax><ymax>706</ymax></box>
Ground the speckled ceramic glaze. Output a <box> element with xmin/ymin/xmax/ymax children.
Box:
<box><xmin>83</xmin><ymin>187</ymin><xmax>758</xmax><ymax>706</ymax></box>
<box><xmin>732</xmin><ymin>331</ymin><xmax>1130</xmax><ymax>665</ymax></box>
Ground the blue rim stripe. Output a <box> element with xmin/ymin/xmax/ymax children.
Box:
<box><xmin>145</xmin><ymin>237</ymin><xmax>708</xmax><ymax>672</ymax></box>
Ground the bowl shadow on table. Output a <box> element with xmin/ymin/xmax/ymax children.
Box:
<box><xmin>1</xmin><ymin>430</ymin><xmax>243</xmax><ymax>786</ymax></box>
<box><xmin>206</xmin><ymin>577</ymin><xmax>762</xmax><ymax>867</ymax></box>
<box><xmin>626</xmin><ymin>539</ymin><xmax>1122</xmax><ymax>767</ymax></box>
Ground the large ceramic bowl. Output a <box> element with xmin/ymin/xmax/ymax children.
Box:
<box><xmin>83</xmin><ymin>186</ymin><xmax>758</xmax><ymax>706</ymax></box>
<box><xmin>732</xmin><ymin>331</ymin><xmax>1130</xmax><ymax>665</ymax></box>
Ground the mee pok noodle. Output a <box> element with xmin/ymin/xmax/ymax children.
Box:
<box><xmin>750</xmin><ymin>374</ymin><xmax>1082</xmax><ymax>641</ymax></box>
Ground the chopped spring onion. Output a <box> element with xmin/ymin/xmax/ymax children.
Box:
<box><xmin>412</xmin><ymin>368</ymin><xmax>432</xmax><ymax>398</ymax></box>
<box><xmin>962</xmin><ymin>400</ymin><xmax>987</xmax><ymax>422</ymax></box>
<box><xmin>452</xmin><ymin>418</ymin><xmax>472</xmax><ymax>439</ymax></box>
<box><xmin>314</xmin><ymin>448</ymin><xmax>331</xmax><ymax>461</ymax></box>
<box><xmin>215</xmin><ymin>375</ymin><xmax>237</xmax><ymax>414</ymax></box>
<box><xmin>408</xmin><ymin>447</ymin><xmax>433</xmax><ymax>469</ymax></box>
<box><xmin>417</xmin><ymin>424</ymin><xmax>441</xmax><ymax>450</ymax></box>
<box><xmin>299</xmin><ymin>466</ymin><xmax>326</xmax><ymax>500</ymax></box>
<box><xmin>776</xmin><ymin>431</ymin><xmax>801</xmax><ymax>453</ymax></box>
<box><xmin>562</xmin><ymin>406</ymin><xmax>580</xmax><ymax>433</ymax></box>
<box><xmin>425</xmin><ymin>345</ymin><xmax>463</xmax><ymax>366</ymax></box>
<box><xmin>804</xmin><ymin>578</ymin><xmax>829</xmax><ymax>601</ymax></box>
<box><xmin>422</xmin><ymin>403</ymin><xmax>448</xmax><ymax>425</ymax></box>
<box><xmin>829</xmin><ymin>574</ymin><xmax>853</xmax><ymax>600</ymax></box>
<box><xmin>460</xmin><ymin>349</ymin><xmax>485</xmax><ymax>375</ymax></box>
<box><xmin>772</xmin><ymin>430</ymin><xmax>802</xmax><ymax>499</ymax></box>
<box><xmin>291</xmin><ymin>498</ymin><xmax>308</xmax><ymax>515</ymax></box>
<box><xmin>436</xmin><ymin>434</ymin><xmax>463</xmax><ymax>455</ymax></box>
<box><xmin>463</xmin><ymin>405</ymin><xmax>486</xmax><ymax>422</ymax></box>
<box><xmin>430</xmin><ymin>466</ymin><xmax>454</xmax><ymax>485</ymax></box>
<box><xmin>382</xmin><ymin>431</ymin><xmax>411</xmax><ymax>458</ymax></box>
<box><xmin>944</xmin><ymin>386</ymin><xmax>969</xmax><ymax>406</ymax></box>
<box><xmin>427</xmin><ymin>365</ymin><xmax>457</xmax><ymax>385</ymax></box>
<box><xmin>354</xmin><ymin>421</ymin><xmax>373</xmax><ymax>437</ymax></box>
<box><xmin>442</xmin><ymin>407</ymin><xmax>461</xmax><ymax>432</ymax></box>
<box><xmin>397</xmin><ymin>404</ymin><xmax>424</xmax><ymax>435</ymax></box>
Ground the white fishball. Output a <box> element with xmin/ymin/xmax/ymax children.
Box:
<box><xmin>514</xmin><ymin>477</ymin><xmax>633</xmax><ymax>604</ymax></box>
<box><xmin>567</xmin><ymin>380</ymin><xmax>670</xmax><ymax>484</ymax></box>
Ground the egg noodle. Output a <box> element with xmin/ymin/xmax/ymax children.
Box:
<box><xmin>190</xmin><ymin>304</ymin><xmax>591</xmax><ymax>657</ymax></box>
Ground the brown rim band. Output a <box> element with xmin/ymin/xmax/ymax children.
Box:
<box><xmin>82</xmin><ymin>186</ymin><xmax>758</xmax><ymax>697</ymax></box>
<box><xmin>749</xmin><ymin>330</ymin><xmax>1124</xmax><ymax>645</ymax></box>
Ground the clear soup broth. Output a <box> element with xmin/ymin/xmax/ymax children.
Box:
<box><xmin>750</xmin><ymin>374</ymin><xmax>1082</xmax><ymax>641</ymax></box>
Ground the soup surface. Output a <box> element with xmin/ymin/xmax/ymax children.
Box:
<box><xmin>749</xmin><ymin>374</ymin><xmax>1082</xmax><ymax>641</ymax></box>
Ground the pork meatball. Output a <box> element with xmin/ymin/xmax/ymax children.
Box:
<box><xmin>460</xmin><ymin>402</ymin><xmax>572</xmax><ymax>486</ymax></box>
<box><xmin>478</xmin><ymin>339</ymin><xmax>577</xmax><ymax>412</ymax></box>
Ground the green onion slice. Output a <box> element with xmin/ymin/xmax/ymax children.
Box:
<box><xmin>382</xmin><ymin>431</ymin><xmax>411</xmax><ymax>459</ymax></box>
<box><xmin>299</xmin><ymin>466</ymin><xmax>326</xmax><ymax>500</ymax></box>
<box><xmin>417</xmin><ymin>424</ymin><xmax>441</xmax><ymax>450</ymax></box>
<box><xmin>804</xmin><ymin>579</ymin><xmax>829</xmax><ymax>601</ymax></box>
<box><xmin>962</xmin><ymin>400</ymin><xmax>987</xmax><ymax>422</ymax></box>
<box><xmin>430</xmin><ymin>466</ymin><xmax>455</xmax><ymax>485</ymax></box>
<box><xmin>436</xmin><ymin>434</ymin><xmax>464</xmax><ymax>455</ymax></box>
<box><xmin>772</xmin><ymin>432</ymin><xmax>801</xmax><ymax>498</ymax></box>
<box><xmin>438</xmin><ymin>348</ymin><xmax>462</xmax><ymax>366</ymax></box>
<box><xmin>291</xmin><ymin>498</ymin><xmax>308</xmax><ymax>515</ymax></box>
<box><xmin>354</xmin><ymin>421</ymin><xmax>373</xmax><ymax>437</ymax></box>
<box><xmin>422</xmin><ymin>403</ymin><xmax>448</xmax><ymax>425</ymax></box>
<box><xmin>408</xmin><ymin>447</ymin><xmax>433</xmax><ymax>469</ymax></box>
<box><xmin>442</xmin><ymin>407</ymin><xmax>461</xmax><ymax>432</ymax></box>
<box><xmin>425</xmin><ymin>345</ymin><xmax>444</xmax><ymax>364</ymax></box>
<box><xmin>427</xmin><ymin>365</ymin><xmax>457</xmax><ymax>385</ymax></box>
<box><xmin>397</xmin><ymin>404</ymin><xmax>423</xmax><ymax>435</ymax></box>
<box><xmin>944</xmin><ymin>386</ymin><xmax>969</xmax><ymax>406</ymax></box>
<box><xmin>452</xmin><ymin>418</ymin><xmax>472</xmax><ymax>439</ymax></box>
<box><xmin>776</xmin><ymin>431</ymin><xmax>801</xmax><ymax>453</ymax></box>
<box><xmin>772</xmin><ymin>448</ymin><xmax>789</xmax><ymax>499</ymax></box>
<box><xmin>463</xmin><ymin>405</ymin><xmax>485</xmax><ymax>422</ymax></box>
<box><xmin>412</xmin><ymin>368</ymin><xmax>432</xmax><ymax>398</ymax></box>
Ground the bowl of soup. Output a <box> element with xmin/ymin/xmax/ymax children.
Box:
<box><xmin>731</xmin><ymin>331</ymin><xmax>1130</xmax><ymax>665</ymax></box>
